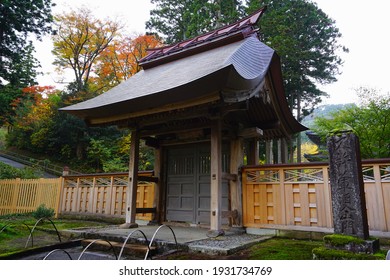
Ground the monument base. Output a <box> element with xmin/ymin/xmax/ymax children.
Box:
<box><xmin>312</xmin><ymin>234</ymin><xmax>383</xmax><ymax>260</ymax></box>
<box><xmin>323</xmin><ymin>234</ymin><xmax>380</xmax><ymax>254</ymax></box>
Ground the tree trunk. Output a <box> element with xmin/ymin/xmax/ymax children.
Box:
<box><xmin>296</xmin><ymin>94</ymin><xmax>302</xmax><ymax>163</ymax></box>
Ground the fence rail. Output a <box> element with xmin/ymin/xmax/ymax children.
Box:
<box><xmin>59</xmin><ymin>171</ymin><xmax>156</xmax><ymax>221</ymax></box>
<box><xmin>0</xmin><ymin>172</ymin><xmax>156</xmax><ymax>221</ymax></box>
<box><xmin>0</xmin><ymin>178</ymin><xmax>62</xmax><ymax>217</ymax></box>
<box><xmin>242</xmin><ymin>159</ymin><xmax>390</xmax><ymax>234</ymax></box>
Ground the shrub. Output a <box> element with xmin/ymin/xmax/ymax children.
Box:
<box><xmin>32</xmin><ymin>204</ymin><xmax>54</xmax><ymax>220</ymax></box>
<box><xmin>0</xmin><ymin>162</ymin><xmax>39</xmax><ymax>179</ymax></box>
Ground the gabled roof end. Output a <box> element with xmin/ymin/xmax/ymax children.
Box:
<box><xmin>139</xmin><ymin>6</ymin><xmax>267</xmax><ymax>69</ymax></box>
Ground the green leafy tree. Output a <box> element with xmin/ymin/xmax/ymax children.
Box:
<box><xmin>0</xmin><ymin>0</ymin><xmax>54</xmax><ymax>86</ymax></box>
<box><xmin>5</xmin><ymin>86</ymin><xmax>61</xmax><ymax>153</ymax></box>
<box><xmin>146</xmin><ymin>0</ymin><xmax>244</xmax><ymax>44</ymax></box>
<box><xmin>247</xmin><ymin>0</ymin><xmax>348</xmax><ymax>118</ymax></box>
<box><xmin>313</xmin><ymin>88</ymin><xmax>390</xmax><ymax>159</ymax></box>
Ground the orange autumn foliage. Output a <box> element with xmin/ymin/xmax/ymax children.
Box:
<box><xmin>91</xmin><ymin>34</ymin><xmax>163</xmax><ymax>93</ymax></box>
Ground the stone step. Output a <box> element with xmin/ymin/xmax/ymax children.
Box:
<box><xmin>81</xmin><ymin>239</ymin><xmax>156</xmax><ymax>258</ymax></box>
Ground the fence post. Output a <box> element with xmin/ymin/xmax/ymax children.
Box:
<box><xmin>74</xmin><ymin>177</ymin><xmax>80</xmax><ymax>212</ymax></box>
<box><xmin>55</xmin><ymin>177</ymin><xmax>64</xmax><ymax>218</ymax></box>
<box><xmin>36</xmin><ymin>178</ymin><xmax>44</xmax><ymax>209</ymax></box>
<box><xmin>322</xmin><ymin>165</ymin><xmax>333</xmax><ymax>228</ymax></box>
<box><xmin>373</xmin><ymin>163</ymin><xmax>387</xmax><ymax>231</ymax></box>
<box><xmin>91</xmin><ymin>176</ymin><xmax>97</xmax><ymax>214</ymax></box>
<box><xmin>241</xmin><ymin>168</ymin><xmax>248</xmax><ymax>225</ymax></box>
<box><xmin>279</xmin><ymin>167</ymin><xmax>287</xmax><ymax>225</ymax></box>
<box><xmin>11</xmin><ymin>178</ymin><xmax>21</xmax><ymax>214</ymax></box>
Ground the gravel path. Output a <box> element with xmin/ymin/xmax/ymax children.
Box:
<box><xmin>187</xmin><ymin>233</ymin><xmax>272</xmax><ymax>255</ymax></box>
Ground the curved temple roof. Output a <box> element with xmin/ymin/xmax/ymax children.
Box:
<box><xmin>60</xmin><ymin>37</ymin><xmax>273</xmax><ymax>119</ymax></box>
<box><xmin>60</xmin><ymin>7</ymin><xmax>306</xmax><ymax>137</ymax></box>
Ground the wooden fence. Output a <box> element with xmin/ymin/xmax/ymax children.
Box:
<box><xmin>59</xmin><ymin>171</ymin><xmax>156</xmax><ymax>221</ymax></box>
<box><xmin>2</xmin><ymin>159</ymin><xmax>389</xmax><ymax>235</ymax></box>
<box><xmin>0</xmin><ymin>178</ymin><xmax>62</xmax><ymax>217</ymax></box>
<box><xmin>242</xmin><ymin>159</ymin><xmax>390</xmax><ymax>235</ymax></box>
<box><xmin>0</xmin><ymin>172</ymin><xmax>156</xmax><ymax>221</ymax></box>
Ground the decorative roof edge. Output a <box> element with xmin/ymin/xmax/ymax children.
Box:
<box><xmin>139</xmin><ymin>6</ymin><xmax>267</xmax><ymax>69</ymax></box>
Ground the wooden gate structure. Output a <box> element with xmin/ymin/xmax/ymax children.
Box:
<box><xmin>3</xmin><ymin>8</ymin><xmax>388</xmax><ymax>237</ymax></box>
<box><xmin>59</xmin><ymin>8</ymin><xmax>308</xmax><ymax>233</ymax></box>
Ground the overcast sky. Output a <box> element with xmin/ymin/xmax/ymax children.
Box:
<box><xmin>34</xmin><ymin>0</ymin><xmax>390</xmax><ymax>105</ymax></box>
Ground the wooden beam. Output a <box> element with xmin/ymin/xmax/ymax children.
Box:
<box><xmin>124</xmin><ymin>129</ymin><xmax>140</xmax><ymax>227</ymax></box>
<box><xmin>153</xmin><ymin>147</ymin><xmax>162</xmax><ymax>224</ymax></box>
<box><xmin>230</xmin><ymin>138</ymin><xmax>244</xmax><ymax>227</ymax></box>
<box><xmin>89</xmin><ymin>94</ymin><xmax>220</xmax><ymax>126</ymax></box>
<box><xmin>136</xmin><ymin>207</ymin><xmax>156</xmax><ymax>214</ymax></box>
<box><xmin>210</xmin><ymin>119</ymin><xmax>223</xmax><ymax>233</ymax></box>
<box><xmin>247</xmin><ymin>139</ymin><xmax>259</xmax><ymax>165</ymax></box>
<box><xmin>238</xmin><ymin>127</ymin><xmax>263</xmax><ymax>138</ymax></box>
<box><xmin>220</xmin><ymin>101</ymin><xmax>248</xmax><ymax>117</ymax></box>
<box><xmin>222</xmin><ymin>172</ymin><xmax>237</xmax><ymax>182</ymax></box>
<box><xmin>140</xmin><ymin>121</ymin><xmax>211</xmax><ymax>137</ymax></box>
<box><xmin>143</xmin><ymin>136</ymin><xmax>160</xmax><ymax>148</ymax></box>
<box><xmin>138</xmin><ymin>175</ymin><xmax>159</xmax><ymax>183</ymax></box>
<box><xmin>266</xmin><ymin>139</ymin><xmax>274</xmax><ymax>164</ymax></box>
<box><xmin>138</xmin><ymin>106</ymin><xmax>211</xmax><ymax>128</ymax></box>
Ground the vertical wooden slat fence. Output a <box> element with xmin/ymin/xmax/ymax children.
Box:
<box><xmin>242</xmin><ymin>159</ymin><xmax>390</xmax><ymax>234</ymax></box>
<box><xmin>59</xmin><ymin>172</ymin><xmax>156</xmax><ymax>221</ymax></box>
<box><xmin>0</xmin><ymin>178</ymin><xmax>62</xmax><ymax>217</ymax></box>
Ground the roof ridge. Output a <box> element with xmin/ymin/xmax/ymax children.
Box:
<box><xmin>139</xmin><ymin>6</ymin><xmax>267</xmax><ymax>69</ymax></box>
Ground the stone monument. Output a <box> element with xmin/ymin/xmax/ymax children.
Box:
<box><xmin>327</xmin><ymin>131</ymin><xmax>369</xmax><ymax>239</ymax></box>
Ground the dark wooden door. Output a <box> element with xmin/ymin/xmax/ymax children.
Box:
<box><xmin>165</xmin><ymin>143</ymin><xmax>229</xmax><ymax>224</ymax></box>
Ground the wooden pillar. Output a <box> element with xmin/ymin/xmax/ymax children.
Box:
<box><xmin>152</xmin><ymin>147</ymin><xmax>162</xmax><ymax>224</ymax></box>
<box><xmin>281</xmin><ymin>138</ymin><xmax>289</xmax><ymax>163</ymax></box>
<box><xmin>265</xmin><ymin>139</ymin><xmax>273</xmax><ymax>164</ymax></box>
<box><xmin>247</xmin><ymin>139</ymin><xmax>259</xmax><ymax>165</ymax></box>
<box><xmin>122</xmin><ymin>129</ymin><xmax>140</xmax><ymax>228</ymax></box>
<box><xmin>210</xmin><ymin>119</ymin><xmax>223</xmax><ymax>234</ymax></box>
<box><xmin>276</xmin><ymin>139</ymin><xmax>282</xmax><ymax>164</ymax></box>
<box><xmin>277</xmin><ymin>139</ymin><xmax>287</xmax><ymax>163</ymax></box>
<box><xmin>230</xmin><ymin>137</ymin><xmax>244</xmax><ymax>226</ymax></box>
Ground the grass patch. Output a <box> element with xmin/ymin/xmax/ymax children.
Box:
<box><xmin>323</xmin><ymin>234</ymin><xmax>365</xmax><ymax>246</ymax></box>
<box><xmin>159</xmin><ymin>237</ymin><xmax>324</xmax><ymax>260</ymax></box>
<box><xmin>312</xmin><ymin>246</ymin><xmax>386</xmax><ymax>260</ymax></box>
<box><xmin>0</xmin><ymin>215</ymin><xmax>108</xmax><ymax>257</ymax></box>
<box><xmin>248</xmin><ymin>237</ymin><xmax>323</xmax><ymax>260</ymax></box>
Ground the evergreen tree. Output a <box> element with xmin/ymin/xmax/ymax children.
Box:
<box><xmin>146</xmin><ymin>0</ymin><xmax>244</xmax><ymax>44</ymax></box>
<box><xmin>0</xmin><ymin>0</ymin><xmax>54</xmax><ymax>86</ymax></box>
<box><xmin>0</xmin><ymin>0</ymin><xmax>54</xmax><ymax>126</ymax></box>
<box><xmin>246</xmin><ymin>0</ymin><xmax>348</xmax><ymax>118</ymax></box>
<box><xmin>146</xmin><ymin>0</ymin><xmax>347</xmax><ymax>117</ymax></box>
